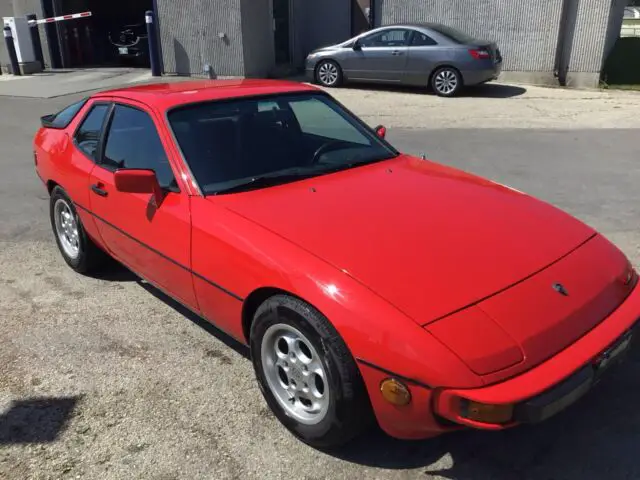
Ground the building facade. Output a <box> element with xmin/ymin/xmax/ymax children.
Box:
<box><xmin>0</xmin><ymin>0</ymin><xmax>629</xmax><ymax>88</ymax></box>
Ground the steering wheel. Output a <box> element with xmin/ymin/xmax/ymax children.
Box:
<box><xmin>310</xmin><ymin>141</ymin><xmax>349</xmax><ymax>164</ymax></box>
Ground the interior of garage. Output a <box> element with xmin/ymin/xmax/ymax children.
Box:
<box><xmin>42</xmin><ymin>0</ymin><xmax>153</xmax><ymax>69</ymax></box>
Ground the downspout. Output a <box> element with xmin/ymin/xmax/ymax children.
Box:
<box><xmin>554</xmin><ymin>0</ymin><xmax>575</xmax><ymax>86</ymax></box>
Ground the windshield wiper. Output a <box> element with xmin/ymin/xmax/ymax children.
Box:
<box><xmin>212</xmin><ymin>170</ymin><xmax>316</xmax><ymax>195</ymax></box>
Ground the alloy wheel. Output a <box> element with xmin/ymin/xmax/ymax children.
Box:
<box><xmin>317</xmin><ymin>62</ymin><xmax>339</xmax><ymax>87</ymax></box>
<box><xmin>53</xmin><ymin>198</ymin><xmax>80</xmax><ymax>259</ymax></box>
<box><xmin>434</xmin><ymin>69</ymin><xmax>459</xmax><ymax>96</ymax></box>
<box><xmin>260</xmin><ymin>323</ymin><xmax>330</xmax><ymax>425</ymax></box>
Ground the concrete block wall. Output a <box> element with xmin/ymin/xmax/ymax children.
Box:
<box><xmin>157</xmin><ymin>0</ymin><xmax>246</xmax><ymax>77</ymax></box>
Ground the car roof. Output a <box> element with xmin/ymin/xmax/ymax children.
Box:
<box><xmin>95</xmin><ymin>79</ymin><xmax>320</xmax><ymax>110</ymax></box>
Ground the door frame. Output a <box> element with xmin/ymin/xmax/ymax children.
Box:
<box><xmin>270</xmin><ymin>0</ymin><xmax>295</xmax><ymax>65</ymax></box>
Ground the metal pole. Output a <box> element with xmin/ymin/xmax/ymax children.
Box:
<box><xmin>145</xmin><ymin>10</ymin><xmax>161</xmax><ymax>77</ymax></box>
<box><xmin>26</xmin><ymin>14</ymin><xmax>45</xmax><ymax>69</ymax></box>
<box><xmin>3</xmin><ymin>26</ymin><xmax>22</xmax><ymax>76</ymax></box>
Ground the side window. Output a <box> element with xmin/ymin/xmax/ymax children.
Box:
<box><xmin>49</xmin><ymin>98</ymin><xmax>89</xmax><ymax>128</ymax></box>
<box><xmin>103</xmin><ymin>105</ymin><xmax>176</xmax><ymax>190</ymax></box>
<box><xmin>360</xmin><ymin>29</ymin><xmax>410</xmax><ymax>48</ymax></box>
<box><xmin>410</xmin><ymin>32</ymin><xmax>437</xmax><ymax>46</ymax></box>
<box><xmin>74</xmin><ymin>104</ymin><xmax>110</xmax><ymax>160</ymax></box>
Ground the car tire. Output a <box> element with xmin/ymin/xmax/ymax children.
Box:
<box><xmin>315</xmin><ymin>60</ymin><xmax>343</xmax><ymax>88</ymax></box>
<box><xmin>50</xmin><ymin>186</ymin><xmax>107</xmax><ymax>274</ymax></box>
<box><xmin>431</xmin><ymin>67</ymin><xmax>463</xmax><ymax>97</ymax></box>
<box><xmin>250</xmin><ymin>294</ymin><xmax>372</xmax><ymax>449</ymax></box>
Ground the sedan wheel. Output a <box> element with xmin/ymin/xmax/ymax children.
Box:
<box><xmin>316</xmin><ymin>60</ymin><xmax>342</xmax><ymax>87</ymax></box>
<box><xmin>432</xmin><ymin>67</ymin><xmax>462</xmax><ymax>97</ymax></box>
<box><xmin>250</xmin><ymin>295</ymin><xmax>372</xmax><ymax>448</ymax></box>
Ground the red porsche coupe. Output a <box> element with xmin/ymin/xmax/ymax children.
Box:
<box><xmin>34</xmin><ymin>79</ymin><xmax>639</xmax><ymax>448</ymax></box>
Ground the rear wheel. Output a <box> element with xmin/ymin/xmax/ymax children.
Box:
<box><xmin>431</xmin><ymin>67</ymin><xmax>462</xmax><ymax>97</ymax></box>
<box><xmin>50</xmin><ymin>186</ymin><xmax>107</xmax><ymax>274</ymax></box>
<box><xmin>250</xmin><ymin>295</ymin><xmax>372</xmax><ymax>448</ymax></box>
<box><xmin>315</xmin><ymin>60</ymin><xmax>343</xmax><ymax>88</ymax></box>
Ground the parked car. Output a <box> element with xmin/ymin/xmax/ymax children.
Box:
<box><xmin>108</xmin><ymin>23</ymin><xmax>149</xmax><ymax>66</ymax></box>
<box><xmin>306</xmin><ymin>23</ymin><xmax>502</xmax><ymax>97</ymax></box>
<box><xmin>34</xmin><ymin>80</ymin><xmax>638</xmax><ymax>448</ymax></box>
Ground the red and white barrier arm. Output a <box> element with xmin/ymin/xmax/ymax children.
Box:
<box><xmin>27</xmin><ymin>11</ymin><xmax>92</xmax><ymax>27</ymax></box>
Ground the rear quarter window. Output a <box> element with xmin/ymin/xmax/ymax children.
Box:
<box><xmin>44</xmin><ymin>98</ymin><xmax>89</xmax><ymax>129</ymax></box>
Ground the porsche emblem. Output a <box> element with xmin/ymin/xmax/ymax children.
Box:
<box><xmin>553</xmin><ymin>283</ymin><xmax>569</xmax><ymax>296</ymax></box>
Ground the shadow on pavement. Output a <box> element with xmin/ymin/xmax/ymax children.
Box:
<box><xmin>335</xmin><ymin>346</ymin><xmax>640</xmax><ymax>479</ymax></box>
<box><xmin>137</xmin><ymin>280</ymin><xmax>250</xmax><ymax>360</ymax></box>
<box><xmin>0</xmin><ymin>396</ymin><xmax>81</xmax><ymax>445</ymax></box>
<box><xmin>341</xmin><ymin>82</ymin><xmax>526</xmax><ymax>98</ymax></box>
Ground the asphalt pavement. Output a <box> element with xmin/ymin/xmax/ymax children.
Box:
<box><xmin>1</xmin><ymin>83</ymin><xmax>640</xmax><ymax>480</ymax></box>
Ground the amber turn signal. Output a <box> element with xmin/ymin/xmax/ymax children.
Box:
<box><xmin>460</xmin><ymin>399</ymin><xmax>513</xmax><ymax>424</ymax></box>
<box><xmin>380</xmin><ymin>378</ymin><xmax>412</xmax><ymax>406</ymax></box>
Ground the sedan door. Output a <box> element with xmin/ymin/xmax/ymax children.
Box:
<box><xmin>404</xmin><ymin>30</ymin><xmax>442</xmax><ymax>86</ymax></box>
<box><xmin>87</xmin><ymin>100</ymin><xmax>198</xmax><ymax>309</ymax></box>
<box><xmin>341</xmin><ymin>28</ymin><xmax>411</xmax><ymax>82</ymax></box>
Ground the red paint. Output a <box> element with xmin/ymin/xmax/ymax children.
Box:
<box><xmin>33</xmin><ymin>80</ymin><xmax>640</xmax><ymax>439</ymax></box>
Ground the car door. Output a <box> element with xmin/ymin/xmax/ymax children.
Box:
<box><xmin>341</xmin><ymin>28</ymin><xmax>411</xmax><ymax>82</ymax></box>
<box><xmin>65</xmin><ymin>100</ymin><xmax>112</xmax><ymax>245</ymax></box>
<box><xmin>87</xmin><ymin>100</ymin><xmax>198</xmax><ymax>309</ymax></box>
<box><xmin>404</xmin><ymin>30</ymin><xmax>441</xmax><ymax>85</ymax></box>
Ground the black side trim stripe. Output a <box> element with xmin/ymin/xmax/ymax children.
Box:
<box><xmin>356</xmin><ymin>358</ymin><xmax>432</xmax><ymax>389</ymax></box>
<box><xmin>74</xmin><ymin>202</ymin><xmax>244</xmax><ymax>302</ymax></box>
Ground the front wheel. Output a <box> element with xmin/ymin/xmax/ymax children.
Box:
<box><xmin>431</xmin><ymin>67</ymin><xmax>462</xmax><ymax>97</ymax></box>
<box><xmin>315</xmin><ymin>60</ymin><xmax>343</xmax><ymax>88</ymax></box>
<box><xmin>250</xmin><ymin>295</ymin><xmax>372</xmax><ymax>448</ymax></box>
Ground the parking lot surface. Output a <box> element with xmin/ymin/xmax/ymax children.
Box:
<box><xmin>1</xmin><ymin>82</ymin><xmax>640</xmax><ymax>480</ymax></box>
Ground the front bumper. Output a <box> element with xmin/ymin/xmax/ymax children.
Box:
<box><xmin>434</xmin><ymin>284</ymin><xmax>640</xmax><ymax>430</ymax></box>
<box><xmin>359</xmin><ymin>281</ymin><xmax>640</xmax><ymax>440</ymax></box>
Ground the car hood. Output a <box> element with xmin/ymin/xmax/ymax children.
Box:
<box><xmin>215</xmin><ymin>154</ymin><xmax>595</xmax><ymax>324</ymax></box>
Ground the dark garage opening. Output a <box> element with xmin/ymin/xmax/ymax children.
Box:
<box><xmin>42</xmin><ymin>0</ymin><xmax>154</xmax><ymax>69</ymax></box>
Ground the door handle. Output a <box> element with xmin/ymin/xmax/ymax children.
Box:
<box><xmin>391</xmin><ymin>50</ymin><xmax>404</xmax><ymax>56</ymax></box>
<box><xmin>90</xmin><ymin>184</ymin><xmax>108</xmax><ymax>197</ymax></box>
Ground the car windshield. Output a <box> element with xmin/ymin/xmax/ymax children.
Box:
<box><xmin>167</xmin><ymin>92</ymin><xmax>398</xmax><ymax>195</ymax></box>
<box><xmin>426</xmin><ymin>23</ymin><xmax>477</xmax><ymax>44</ymax></box>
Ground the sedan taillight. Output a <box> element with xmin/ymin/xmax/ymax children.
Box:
<box><xmin>469</xmin><ymin>48</ymin><xmax>491</xmax><ymax>60</ymax></box>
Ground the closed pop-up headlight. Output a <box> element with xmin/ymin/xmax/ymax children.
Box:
<box><xmin>426</xmin><ymin>306</ymin><xmax>524</xmax><ymax>376</ymax></box>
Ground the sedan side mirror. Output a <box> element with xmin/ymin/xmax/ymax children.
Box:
<box><xmin>353</xmin><ymin>39</ymin><xmax>362</xmax><ymax>51</ymax></box>
<box><xmin>375</xmin><ymin>125</ymin><xmax>387</xmax><ymax>139</ymax></box>
<box><xmin>114</xmin><ymin>169</ymin><xmax>164</xmax><ymax>203</ymax></box>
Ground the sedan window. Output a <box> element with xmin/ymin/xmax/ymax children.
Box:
<box><xmin>360</xmin><ymin>29</ymin><xmax>411</xmax><ymax>47</ymax></box>
<box><xmin>168</xmin><ymin>93</ymin><xmax>397</xmax><ymax>195</ymax></box>
<box><xmin>411</xmin><ymin>32</ymin><xmax>437</xmax><ymax>46</ymax></box>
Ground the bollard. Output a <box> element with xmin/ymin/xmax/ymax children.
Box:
<box><xmin>145</xmin><ymin>10</ymin><xmax>161</xmax><ymax>77</ymax></box>
<box><xmin>3</xmin><ymin>26</ymin><xmax>22</xmax><ymax>76</ymax></box>
<box><xmin>26</xmin><ymin>14</ymin><xmax>45</xmax><ymax>69</ymax></box>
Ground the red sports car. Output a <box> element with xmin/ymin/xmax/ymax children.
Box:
<box><xmin>34</xmin><ymin>79</ymin><xmax>639</xmax><ymax>448</ymax></box>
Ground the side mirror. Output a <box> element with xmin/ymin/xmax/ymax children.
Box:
<box><xmin>353</xmin><ymin>39</ymin><xmax>362</xmax><ymax>51</ymax></box>
<box><xmin>114</xmin><ymin>169</ymin><xmax>164</xmax><ymax>202</ymax></box>
<box><xmin>375</xmin><ymin>125</ymin><xmax>387</xmax><ymax>139</ymax></box>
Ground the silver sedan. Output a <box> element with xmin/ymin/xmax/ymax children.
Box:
<box><xmin>305</xmin><ymin>23</ymin><xmax>502</xmax><ymax>97</ymax></box>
